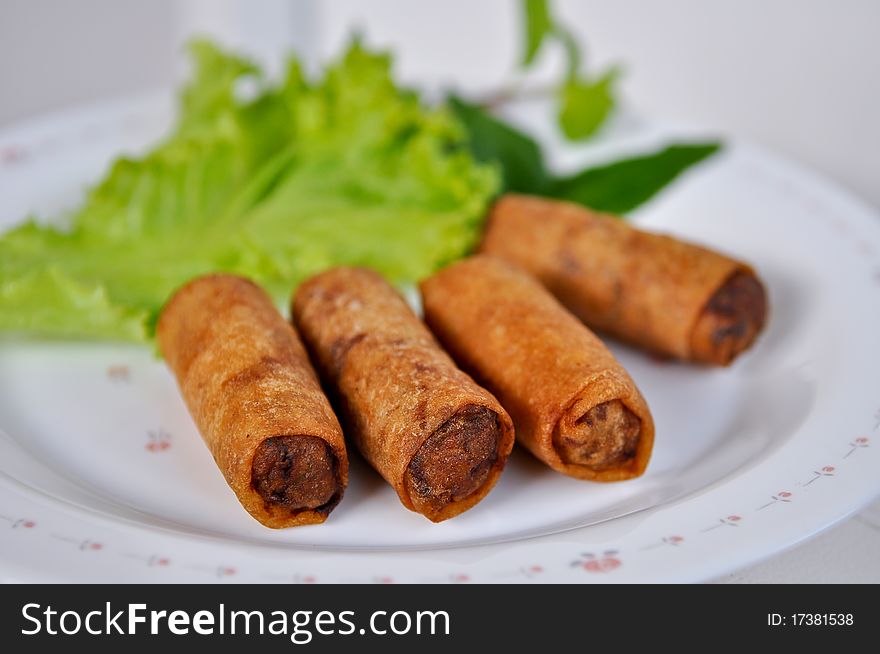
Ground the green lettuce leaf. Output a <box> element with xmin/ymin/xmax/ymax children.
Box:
<box><xmin>0</xmin><ymin>40</ymin><xmax>499</xmax><ymax>343</ymax></box>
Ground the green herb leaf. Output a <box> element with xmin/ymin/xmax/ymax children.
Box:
<box><xmin>448</xmin><ymin>95</ymin><xmax>549</xmax><ymax>194</ymax></box>
<box><xmin>554</xmin><ymin>26</ymin><xmax>582</xmax><ymax>81</ymax></box>
<box><xmin>518</xmin><ymin>0</ymin><xmax>617</xmax><ymax>142</ymax></box>
<box><xmin>521</xmin><ymin>0</ymin><xmax>553</xmax><ymax>66</ymax></box>
<box><xmin>558</xmin><ymin>68</ymin><xmax>618</xmax><ymax>141</ymax></box>
<box><xmin>449</xmin><ymin>95</ymin><xmax>719</xmax><ymax>214</ymax></box>
<box><xmin>548</xmin><ymin>142</ymin><xmax>722</xmax><ymax>214</ymax></box>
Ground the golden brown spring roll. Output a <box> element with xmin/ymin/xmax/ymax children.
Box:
<box><xmin>421</xmin><ymin>256</ymin><xmax>654</xmax><ymax>481</ymax></box>
<box><xmin>293</xmin><ymin>267</ymin><xmax>515</xmax><ymax>522</ymax></box>
<box><xmin>158</xmin><ymin>274</ymin><xmax>348</xmax><ymax>528</ymax></box>
<box><xmin>480</xmin><ymin>194</ymin><xmax>768</xmax><ymax>365</ymax></box>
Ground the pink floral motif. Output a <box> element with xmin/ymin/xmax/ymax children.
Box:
<box><xmin>640</xmin><ymin>536</ymin><xmax>685</xmax><ymax>551</ymax></box>
<box><xmin>449</xmin><ymin>573</ymin><xmax>470</xmax><ymax>583</ymax></box>
<box><xmin>3</xmin><ymin>518</ymin><xmax>36</xmax><ymax>529</ymax></box>
<box><xmin>571</xmin><ymin>551</ymin><xmax>622</xmax><ymax>572</ymax></box>
<box><xmin>187</xmin><ymin>563</ymin><xmax>237</xmax><ymax>578</ymax></box>
<box><xmin>106</xmin><ymin>365</ymin><xmax>130</xmax><ymax>383</ymax></box>
<box><xmin>0</xmin><ymin>146</ymin><xmax>25</xmax><ymax>164</ymax></box>
<box><xmin>701</xmin><ymin>515</ymin><xmax>743</xmax><ymax>532</ymax></box>
<box><xmin>845</xmin><ymin>436</ymin><xmax>870</xmax><ymax>459</ymax></box>
<box><xmin>374</xmin><ymin>576</ymin><xmax>394</xmax><ymax>584</ymax></box>
<box><xmin>520</xmin><ymin>564</ymin><xmax>544</xmax><ymax>579</ymax></box>
<box><xmin>121</xmin><ymin>552</ymin><xmax>172</xmax><ymax>567</ymax></box>
<box><xmin>803</xmin><ymin>466</ymin><xmax>836</xmax><ymax>487</ymax></box>
<box><xmin>146</xmin><ymin>428</ymin><xmax>172</xmax><ymax>452</ymax></box>
<box><xmin>757</xmin><ymin>491</ymin><xmax>794</xmax><ymax>511</ymax></box>
<box><xmin>51</xmin><ymin>533</ymin><xmax>105</xmax><ymax>551</ymax></box>
<box><xmin>488</xmin><ymin>565</ymin><xmax>545</xmax><ymax>581</ymax></box>
<box><xmin>856</xmin><ymin>240</ymin><xmax>875</xmax><ymax>257</ymax></box>
<box><xmin>266</xmin><ymin>573</ymin><xmax>318</xmax><ymax>584</ymax></box>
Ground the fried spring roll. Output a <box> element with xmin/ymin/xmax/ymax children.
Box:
<box><xmin>293</xmin><ymin>267</ymin><xmax>515</xmax><ymax>522</ymax></box>
<box><xmin>158</xmin><ymin>274</ymin><xmax>348</xmax><ymax>528</ymax></box>
<box><xmin>421</xmin><ymin>256</ymin><xmax>654</xmax><ymax>481</ymax></box>
<box><xmin>480</xmin><ymin>194</ymin><xmax>768</xmax><ymax>365</ymax></box>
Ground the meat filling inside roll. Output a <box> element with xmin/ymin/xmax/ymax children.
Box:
<box><xmin>405</xmin><ymin>405</ymin><xmax>502</xmax><ymax>516</ymax></box>
<box><xmin>252</xmin><ymin>435</ymin><xmax>342</xmax><ymax>514</ymax></box>
<box><xmin>690</xmin><ymin>271</ymin><xmax>768</xmax><ymax>366</ymax></box>
<box><xmin>553</xmin><ymin>400</ymin><xmax>642</xmax><ymax>470</ymax></box>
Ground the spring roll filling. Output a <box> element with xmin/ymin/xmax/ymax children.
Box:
<box><xmin>251</xmin><ymin>435</ymin><xmax>341</xmax><ymax>514</ymax></box>
<box><xmin>690</xmin><ymin>271</ymin><xmax>768</xmax><ymax>365</ymax></box>
<box><xmin>405</xmin><ymin>405</ymin><xmax>502</xmax><ymax>515</ymax></box>
<box><xmin>553</xmin><ymin>400</ymin><xmax>641</xmax><ymax>470</ymax></box>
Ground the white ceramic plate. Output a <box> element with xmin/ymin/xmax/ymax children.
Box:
<box><xmin>1</xmin><ymin>94</ymin><xmax>878</xmax><ymax>583</ymax></box>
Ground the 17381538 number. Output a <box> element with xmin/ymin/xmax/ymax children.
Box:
<box><xmin>768</xmin><ymin>614</ymin><xmax>854</xmax><ymax>627</ymax></box>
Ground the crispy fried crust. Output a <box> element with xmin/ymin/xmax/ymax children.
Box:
<box><xmin>480</xmin><ymin>194</ymin><xmax>768</xmax><ymax>365</ymax></box>
<box><xmin>421</xmin><ymin>255</ymin><xmax>654</xmax><ymax>481</ymax></box>
<box><xmin>157</xmin><ymin>274</ymin><xmax>348</xmax><ymax>528</ymax></box>
<box><xmin>293</xmin><ymin>267</ymin><xmax>515</xmax><ymax>522</ymax></box>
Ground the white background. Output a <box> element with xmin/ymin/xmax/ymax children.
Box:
<box><xmin>2</xmin><ymin>0</ymin><xmax>878</xmax><ymax>206</ymax></box>
<box><xmin>1</xmin><ymin>0</ymin><xmax>878</xmax><ymax>582</ymax></box>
